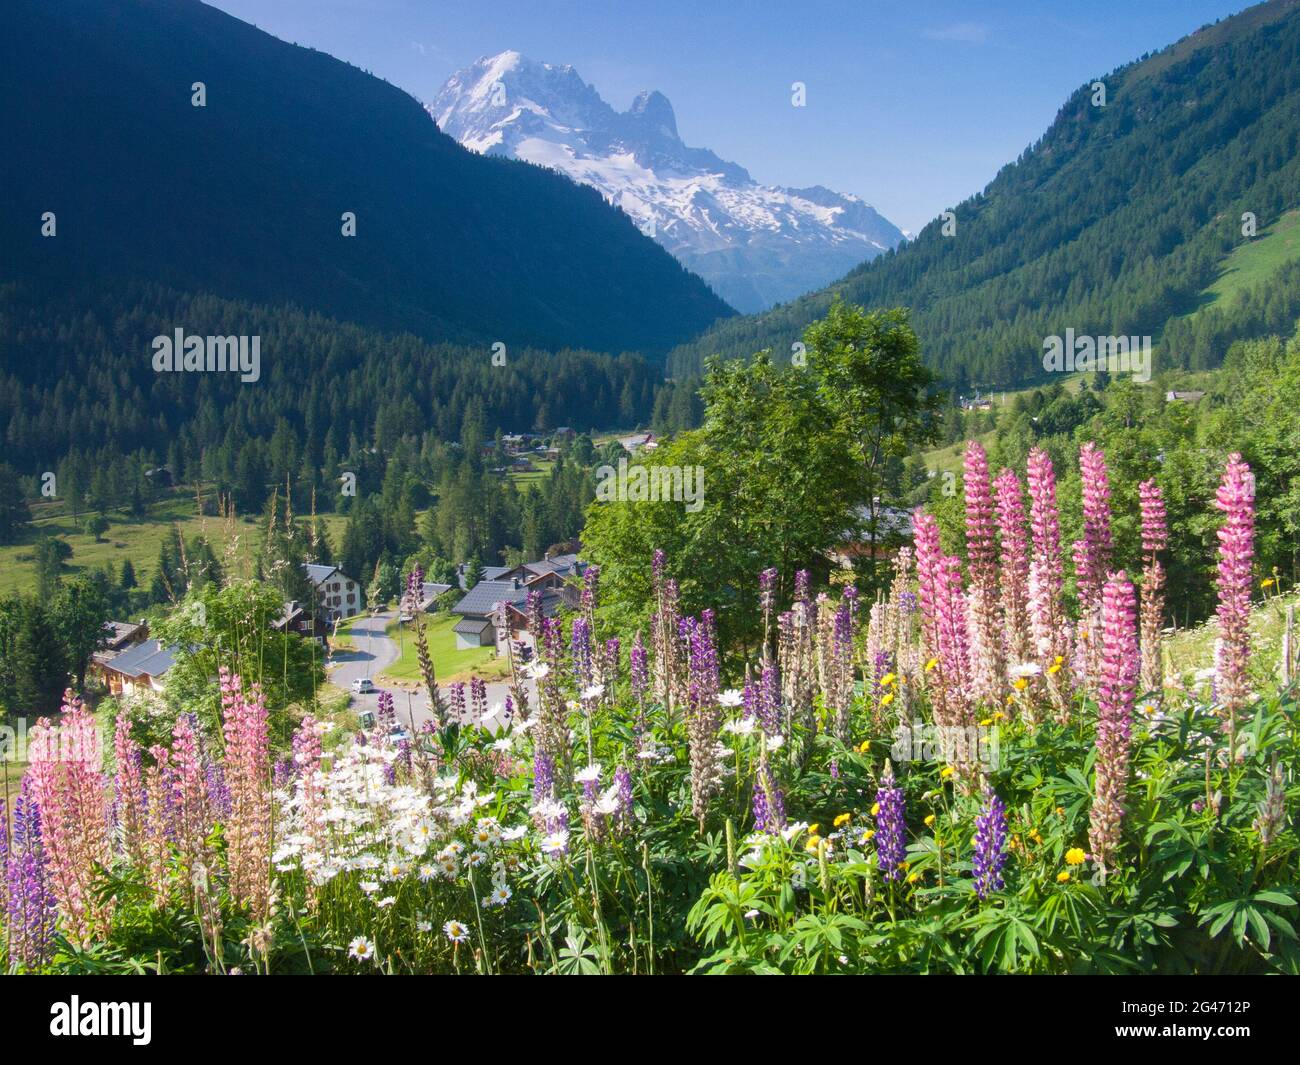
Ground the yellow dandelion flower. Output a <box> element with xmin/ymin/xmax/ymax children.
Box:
<box><xmin>1262</xmin><ymin>578</ymin><xmax>1275</xmax><ymax>588</ymax></box>
<box><xmin>1013</xmin><ymin>677</ymin><xmax>1029</xmax><ymax>691</ymax></box>
<box><xmin>993</xmin><ymin>710</ymin><xmax>1006</xmax><ymax>721</ymax></box>
<box><xmin>1047</xmin><ymin>661</ymin><xmax>1062</xmax><ymax>675</ymax></box>
<box><xmin>924</xmin><ymin>814</ymin><xmax>936</xmax><ymax>827</ymax></box>
<box><xmin>1005</xmin><ymin>694</ymin><xmax>1016</xmax><ymax>705</ymax></box>
<box><xmin>870</xmin><ymin>802</ymin><xmax>880</xmax><ymax>816</ymax></box>
<box><xmin>805</xmin><ymin>837</ymin><xmax>821</xmax><ymax>853</ymax></box>
<box><xmin>925</xmin><ymin>657</ymin><xmax>939</xmax><ymax>672</ymax></box>
<box><xmin>808</xmin><ymin>824</ymin><xmax>820</xmax><ymax>836</ymax></box>
<box><xmin>907</xmin><ymin>872</ymin><xmax>921</xmax><ymax>884</ymax></box>
<box><xmin>865</xmin><ymin>829</ymin><xmax>875</xmax><ymax>840</ymax></box>
<box><xmin>880</xmin><ymin>692</ymin><xmax>895</xmax><ymax>707</ymax></box>
<box><xmin>979</xmin><ymin>717</ymin><xmax>994</xmax><ymax>727</ymax></box>
<box><xmin>880</xmin><ymin>672</ymin><xmax>897</xmax><ymax>687</ymax></box>
<box><xmin>856</xmin><ymin>740</ymin><xmax>871</xmax><ymax>753</ymax></box>
<box><xmin>834</xmin><ymin>813</ymin><xmax>852</xmax><ymax>828</ymax></box>
<box><xmin>1065</xmin><ymin>847</ymin><xmax>1087</xmax><ymax>865</ymax></box>
<box><xmin>1030</xmin><ymin>829</ymin><xmax>1043</xmax><ymax>844</ymax></box>
<box><xmin>940</xmin><ymin>766</ymin><xmax>955</xmax><ymax>780</ymax></box>
<box><xmin>1056</xmin><ymin>871</ymin><xmax>1071</xmax><ymax>883</ymax></box>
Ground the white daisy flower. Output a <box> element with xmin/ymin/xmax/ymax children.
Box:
<box><xmin>719</xmin><ymin>688</ymin><xmax>744</xmax><ymax>707</ymax></box>
<box><xmin>348</xmin><ymin>936</ymin><xmax>376</xmax><ymax>962</ymax></box>
<box><xmin>443</xmin><ymin>920</ymin><xmax>470</xmax><ymax>944</ymax></box>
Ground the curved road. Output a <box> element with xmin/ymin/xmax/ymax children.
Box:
<box><xmin>327</xmin><ymin>610</ymin><xmax>531</xmax><ymax>731</ymax></box>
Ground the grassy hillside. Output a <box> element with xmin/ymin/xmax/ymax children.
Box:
<box><xmin>0</xmin><ymin>493</ymin><xmax>349</xmax><ymax>599</ymax></box>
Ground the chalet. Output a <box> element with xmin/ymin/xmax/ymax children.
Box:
<box><xmin>551</xmin><ymin>427</ymin><xmax>577</xmax><ymax>443</ymax></box>
<box><xmin>618</xmin><ymin>432</ymin><xmax>658</xmax><ymax>455</ymax></box>
<box><xmin>103</xmin><ymin>620</ymin><xmax>148</xmax><ymax>653</ymax></box>
<box><xmin>271</xmin><ymin>600</ymin><xmax>330</xmax><ymax>642</ymax></box>
<box><xmin>415</xmin><ymin>581</ymin><xmax>454</xmax><ymax>612</ymax></box>
<box><xmin>827</xmin><ymin>503</ymin><xmax>914</xmax><ymax>566</ymax></box>
<box><xmin>304</xmin><ymin>563</ymin><xmax>364</xmax><ymax>621</ymax></box>
<box><xmin>455</xmin><ymin>562</ymin><xmax>512</xmax><ymax>590</ymax></box>
<box><xmin>451</xmin><ymin>578</ymin><xmax>529</xmax><ymax>649</ymax></box>
<box><xmin>502</xmin><ymin>433</ymin><xmax>541</xmax><ymax>454</ymax></box>
<box><xmin>1165</xmin><ymin>389</ymin><xmax>1207</xmax><ymax>404</ymax></box>
<box><xmin>96</xmin><ymin>638</ymin><xmax>180</xmax><ymax>697</ymax></box>
<box><xmin>449</xmin><ymin>552</ymin><xmax>587</xmax><ymax>650</ymax></box>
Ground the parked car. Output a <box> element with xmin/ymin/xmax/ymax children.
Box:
<box><xmin>352</xmin><ymin>677</ymin><xmax>377</xmax><ymax>694</ymax></box>
<box><xmin>357</xmin><ymin>709</ymin><xmax>377</xmax><ymax>730</ymax></box>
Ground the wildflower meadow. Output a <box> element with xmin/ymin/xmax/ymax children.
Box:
<box><xmin>3</xmin><ymin>441</ymin><xmax>1295</xmax><ymax>976</ymax></box>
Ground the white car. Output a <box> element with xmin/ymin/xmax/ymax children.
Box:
<box><xmin>352</xmin><ymin>677</ymin><xmax>377</xmax><ymax>694</ymax></box>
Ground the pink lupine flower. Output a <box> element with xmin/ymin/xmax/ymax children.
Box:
<box><xmin>1214</xmin><ymin>455</ymin><xmax>1255</xmax><ymax>730</ymax></box>
<box><xmin>1074</xmin><ymin>443</ymin><xmax>1114</xmax><ymax>688</ymax></box>
<box><xmin>964</xmin><ymin>442</ymin><xmax>1004</xmax><ymax>706</ymax></box>
<box><xmin>26</xmin><ymin>693</ymin><xmax>114</xmax><ymax>945</ymax></box>
<box><xmin>1075</xmin><ymin>443</ymin><xmax>1114</xmax><ymax>614</ymax></box>
<box><xmin>113</xmin><ymin>712</ymin><xmax>146</xmax><ymax>869</ymax></box>
<box><xmin>1026</xmin><ymin>447</ymin><xmax>1069</xmax><ymax>670</ymax></box>
<box><xmin>291</xmin><ymin>715</ymin><xmax>328</xmax><ymax>860</ymax></box>
<box><xmin>1088</xmin><ymin>573</ymin><xmax>1138</xmax><ymax>875</ymax></box>
<box><xmin>219</xmin><ymin>669</ymin><xmax>272</xmax><ymax>922</ymax></box>
<box><xmin>994</xmin><ymin>468</ymin><xmax>1031</xmax><ymax>665</ymax></box>
<box><xmin>1138</xmin><ymin>479</ymin><xmax>1167</xmax><ymax>693</ymax></box>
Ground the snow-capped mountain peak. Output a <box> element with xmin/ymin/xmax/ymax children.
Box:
<box><xmin>429</xmin><ymin>52</ymin><xmax>904</xmax><ymax>312</ymax></box>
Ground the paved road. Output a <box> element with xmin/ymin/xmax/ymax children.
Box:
<box><xmin>327</xmin><ymin>609</ymin><xmax>532</xmax><ymax>732</ymax></box>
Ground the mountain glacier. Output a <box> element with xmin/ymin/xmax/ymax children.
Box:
<box><xmin>430</xmin><ymin>51</ymin><xmax>905</xmax><ymax>313</ymax></box>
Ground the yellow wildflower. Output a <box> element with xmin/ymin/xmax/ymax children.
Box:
<box><xmin>925</xmin><ymin>657</ymin><xmax>939</xmax><ymax>672</ymax></box>
<box><xmin>808</xmin><ymin>824</ymin><xmax>820</xmax><ymax>836</ymax></box>
<box><xmin>993</xmin><ymin>711</ymin><xmax>1006</xmax><ymax>721</ymax></box>
<box><xmin>979</xmin><ymin>717</ymin><xmax>993</xmax><ymax>727</ymax></box>
<box><xmin>1013</xmin><ymin>677</ymin><xmax>1028</xmax><ymax>691</ymax></box>
<box><xmin>880</xmin><ymin>672</ymin><xmax>897</xmax><ymax>687</ymax></box>
<box><xmin>940</xmin><ymin>766</ymin><xmax>955</xmax><ymax>780</ymax></box>
<box><xmin>1262</xmin><ymin>578</ymin><xmax>1275</xmax><ymax>588</ymax></box>
<box><xmin>870</xmin><ymin>802</ymin><xmax>880</xmax><ymax>816</ymax></box>
<box><xmin>907</xmin><ymin>872</ymin><xmax>921</xmax><ymax>884</ymax></box>
<box><xmin>805</xmin><ymin>837</ymin><xmax>821</xmax><ymax>853</ymax></box>
<box><xmin>1030</xmin><ymin>829</ymin><xmax>1043</xmax><ymax>844</ymax></box>
<box><xmin>1056</xmin><ymin>871</ymin><xmax>1071</xmax><ymax>883</ymax></box>
<box><xmin>833</xmin><ymin>813</ymin><xmax>851</xmax><ymax>828</ymax></box>
<box><xmin>880</xmin><ymin>692</ymin><xmax>895</xmax><ymax>707</ymax></box>
<box><xmin>924</xmin><ymin>814</ymin><xmax>936</xmax><ymax>827</ymax></box>
<box><xmin>1065</xmin><ymin>847</ymin><xmax>1087</xmax><ymax>865</ymax></box>
<box><xmin>1047</xmin><ymin>661</ymin><xmax>1062</xmax><ymax>675</ymax></box>
<box><xmin>856</xmin><ymin>740</ymin><xmax>871</xmax><ymax>753</ymax></box>
<box><xmin>865</xmin><ymin>829</ymin><xmax>875</xmax><ymax>841</ymax></box>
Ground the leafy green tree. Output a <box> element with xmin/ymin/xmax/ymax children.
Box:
<box><xmin>85</xmin><ymin>513</ymin><xmax>110</xmax><ymax>541</ymax></box>
<box><xmin>0</xmin><ymin>464</ymin><xmax>31</xmax><ymax>544</ymax></box>
<box><xmin>33</xmin><ymin>536</ymin><xmax>72</xmax><ymax>601</ymax></box>
<box><xmin>49</xmin><ymin>576</ymin><xmax>109</xmax><ymax>691</ymax></box>
<box><xmin>156</xmin><ymin>581</ymin><xmax>325</xmax><ymax>747</ymax></box>
<box><xmin>804</xmin><ymin>300</ymin><xmax>941</xmax><ymax>584</ymax></box>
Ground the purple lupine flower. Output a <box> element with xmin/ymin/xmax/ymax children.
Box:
<box><xmin>570</xmin><ymin>616</ymin><xmax>593</xmax><ymax>689</ymax></box>
<box><xmin>449</xmin><ymin>682</ymin><xmax>466</xmax><ymax>723</ymax></box>
<box><xmin>630</xmin><ymin>631</ymin><xmax>649</xmax><ymax>701</ymax></box>
<box><xmin>204</xmin><ymin>741</ymin><xmax>232</xmax><ymax>816</ymax></box>
<box><xmin>602</xmin><ymin>637</ymin><xmax>620</xmax><ymax>689</ymax></box>
<box><xmin>829</xmin><ymin>759</ymin><xmax>840</xmax><ymax>780</ymax></box>
<box><xmin>752</xmin><ymin>759</ymin><xmax>786</xmax><ymax>835</ymax></box>
<box><xmin>653</xmin><ymin>548</ymin><xmax>666</xmax><ymax>584</ymax></box>
<box><xmin>470</xmin><ymin>677</ymin><xmax>488</xmax><ymax>721</ymax></box>
<box><xmin>613</xmin><ymin>765</ymin><xmax>634</xmax><ymax>834</ymax></box>
<box><xmin>972</xmin><ymin>790</ymin><xmax>1008</xmax><ymax>899</ymax></box>
<box><xmin>581</xmin><ymin>565</ymin><xmax>601</xmax><ymax>613</ymax></box>
<box><xmin>376</xmin><ymin>689</ymin><xmax>396</xmax><ymax>732</ymax></box>
<box><xmin>759</xmin><ymin>663</ymin><xmax>781</xmax><ymax>736</ymax></box>
<box><xmin>403</xmin><ymin>565</ymin><xmax>425</xmax><ymax>615</ymax></box>
<box><xmin>533</xmin><ymin>753</ymin><xmax>555</xmax><ymax>806</ymax></box>
<box><xmin>4</xmin><ymin>779</ymin><xmax>58</xmax><ymax>968</ymax></box>
<box><xmin>874</xmin><ymin>762</ymin><xmax>907</xmax><ymax>881</ymax></box>
<box><xmin>759</xmin><ymin>567</ymin><xmax>777</xmax><ymax>625</ymax></box>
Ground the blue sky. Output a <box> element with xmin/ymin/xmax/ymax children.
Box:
<box><xmin>211</xmin><ymin>0</ymin><xmax>1254</xmax><ymax>233</ymax></box>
